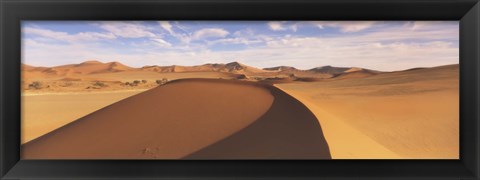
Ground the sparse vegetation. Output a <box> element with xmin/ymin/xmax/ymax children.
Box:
<box><xmin>86</xmin><ymin>86</ymin><xmax>100</xmax><ymax>89</ymax></box>
<box><xmin>123</xmin><ymin>79</ymin><xmax>149</xmax><ymax>87</ymax></box>
<box><xmin>28</xmin><ymin>81</ymin><xmax>43</xmax><ymax>89</ymax></box>
<box><xmin>93</xmin><ymin>81</ymin><xmax>107</xmax><ymax>87</ymax></box>
<box><xmin>156</xmin><ymin>78</ymin><xmax>169</xmax><ymax>85</ymax></box>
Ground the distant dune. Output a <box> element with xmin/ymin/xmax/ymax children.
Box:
<box><xmin>141</xmin><ymin>61</ymin><xmax>269</xmax><ymax>75</ymax></box>
<box><xmin>22</xmin><ymin>61</ymin><xmax>379</xmax><ymax>82</ymax></box>
<box><xmin>21</xmin><ymin>79</ymin><xmax>331</xmax><ymax>159</ymax></box>
<box><xmin>21</xmin><ymin>61</ymin><xmax>383</xmax><ymax>94</ymax></box>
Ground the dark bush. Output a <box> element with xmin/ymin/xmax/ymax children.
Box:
<box><xmin>28</xmin><ymin>81</ymin><xmax>43</xmax><ymax>89</ymax></box>
<box><xmin>156</xmin><ymin>78</ymin><xmax>169</xmax><ymax>85</ymax></box>
<box><xmin>93</xmin><ymin>81</ymin><xmax>106</xmax><ymax>87</ymax></box>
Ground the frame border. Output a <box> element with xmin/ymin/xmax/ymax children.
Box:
<box><xmin>1</xmin><ymin>0</ymin><xmax>479</xmax><ymax>179</ymax></box>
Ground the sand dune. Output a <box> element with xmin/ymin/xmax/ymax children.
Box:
<box><xmin>140</xmin><ymin>61</ymin><xmax>269</xmax><ymax>75</ymax></box>
<box><xmin>54</xmin><ymin>60</ymin><xmax>133</xmax><ymax>74</ymax></box>
<box><xmin>21</xmin><ymin>61</ymin><xmax>374</xmax><ymax>95</ymax></box>
<box><xmin>21</xmin><ymin>79</ymin><xmax>330</xmax><ymax>159</ymax></box>
<box><xmin>276</xmin><ymin>64</ymin><xmax>459</xmax><ymax>159</ymax></box>
<box><xmin>24</xmin><ymin>61</ymin><xmax>133</xmax><ymax>77</ymax></box>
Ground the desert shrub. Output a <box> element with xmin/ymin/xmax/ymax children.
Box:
<box><xmin>93</xmin><ymin>81</ymin><xmax>106</xmax><ymax>87</ymax></box>
<box><xmin>141</xmin><ymin>80</ymin><xmax>147</xmax><ymax>83</ymax></box>
<box><xmin>28</xmin><ymin>81</ymin><xmax>43</xmax><ymax>89</ymax></box>
<box><xmin>133</xmin><ymin>80</ymin><xmax>141</xmax><ymax>84</ymax></box>
<box><xmin>156</xmin><ymin>78</ymin><xmax>169</xmax><ymax>85</ymax></box>
<box><xmin>86</xmin><ymin>86</ymin><xmax>99</xmax><ymax>89</ymax></box>
<box><xmin>124</xmin><ymin>82</ymin><xmax>130</xmax><ymax>86</ymax></box>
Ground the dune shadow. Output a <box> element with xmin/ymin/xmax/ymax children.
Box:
<box><xmin>184</xmin><ymin>85</ymin><xmax>332</xmax><ymax>159</ymax></box>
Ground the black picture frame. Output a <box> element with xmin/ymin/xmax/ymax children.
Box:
<box><xmin>1</xmin><ymin>0</ymin><xmax>479</xmax><ymax>179</ymax></box>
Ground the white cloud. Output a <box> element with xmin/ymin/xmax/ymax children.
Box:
<box><xmin>23</xmin><ymin>27</ymin><xmax>116</xmax><ymax>42</ymax></box>
<box><xmin>268</xmin><ymin>21</ymin><xmax>286</xmax><ymax>31</ymax></box>
<box><xmin>315</xmin><ymin>21</ymin><xmax>377</xmax><ymax>32</ymax></box>
<box><xmin>268</xmin><ymin>21</ymin><xmax>298</xmax><ymax>32</ymax></box>
<box><xmin>207</xmin><ymin>37</ymin><xmax>262</xmax><ymax>46</ymax></box>
<box><xmin>233</xmin><ymin>28</ymin><xmax>254</xmax><ymax>37</ymax></box>
<box><xmin>152</xmin><ymin>38</ymin><xmax>172</xmax><ymax>47</ymax></box>
<box><xmin>192</xmin><ymin>28</ymin><xmax>229</xmax><ymax>40</ymax></box>
<box><xmin>159</xmin><ymin>21</ymin><xmax>174</xmax><ymax>34</ymax></box>
<box><xmin>158</xmin><ymin>21</ymin><xmax>192</xmax><ymax>44</ymax></box>
<box><xmin>98</xmin><ymin>22</ymin><xmax>156</xmax><ymax>38</ymax></box>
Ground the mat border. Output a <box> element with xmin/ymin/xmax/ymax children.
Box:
<box><xmin>1</xmin><ymin>0</ymin><xmax>479</xmax><ymax>179</ymax></box>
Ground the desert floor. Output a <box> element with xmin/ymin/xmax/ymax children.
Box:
<box><xmin>22</xmin><ymin>90</ymin><xmax>144</xmax><ymax>143</ymax></box>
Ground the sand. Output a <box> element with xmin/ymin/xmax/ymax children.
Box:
<box><xmin>21</xmin><ymin>90</ymin><xmax>145</xmax><ymax>144</ymax></box>
<box><xmin>276</xmin><ymin>64</ymin><xmax>459</xmax><ymax>159</ymax></box>
<box><xmin>21</xmin><ymin>60</ymin><xmax>459</xmax><ymax>159</ymax></box>
<box><xmin>22</xmin><ymin>79</ymin><xmax>331</xmax><ymax>159</ymax></box>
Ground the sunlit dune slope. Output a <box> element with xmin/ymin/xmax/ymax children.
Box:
<box><xmin>276</xmin><ymin>64</ymin><xmax>459</xmax><ymax>159</ymax></box>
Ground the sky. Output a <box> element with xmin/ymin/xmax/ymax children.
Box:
<box><xmin>22</xmin><ymin>21</ymin><xmax>459</xmax><ymax>71</ymax></box>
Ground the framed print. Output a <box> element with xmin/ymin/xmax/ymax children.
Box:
<box><xmin>19</xmin><ymin>20</ymin><xmax>459</xmax><ymax>160</ymax></box>
<box><xmin>1</xmin><ymin>0</ymin><xmax>479</xmax><ymax>179</ymax></box>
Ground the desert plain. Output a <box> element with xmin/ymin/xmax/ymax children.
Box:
<box><xmin>20</xmin><ymin>60</ymin><xmax>459</xmax><ymax>159</ymax></box>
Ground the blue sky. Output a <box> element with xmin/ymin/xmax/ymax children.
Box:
<box><xmin>22</xmin><ymin>21</ymin><xmax>459</xmax><ymax>71</ymax></box>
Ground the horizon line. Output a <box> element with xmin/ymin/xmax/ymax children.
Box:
<box><xmin>21</xmin><ymin>60</ymin><xmax>459</xmax><ymax>73</ymax></box>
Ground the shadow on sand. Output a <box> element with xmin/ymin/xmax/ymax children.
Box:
<box><xmin>184</xmin><ymin>84</ymin><xmax>331</xmax><ymax>159</ymax></box>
